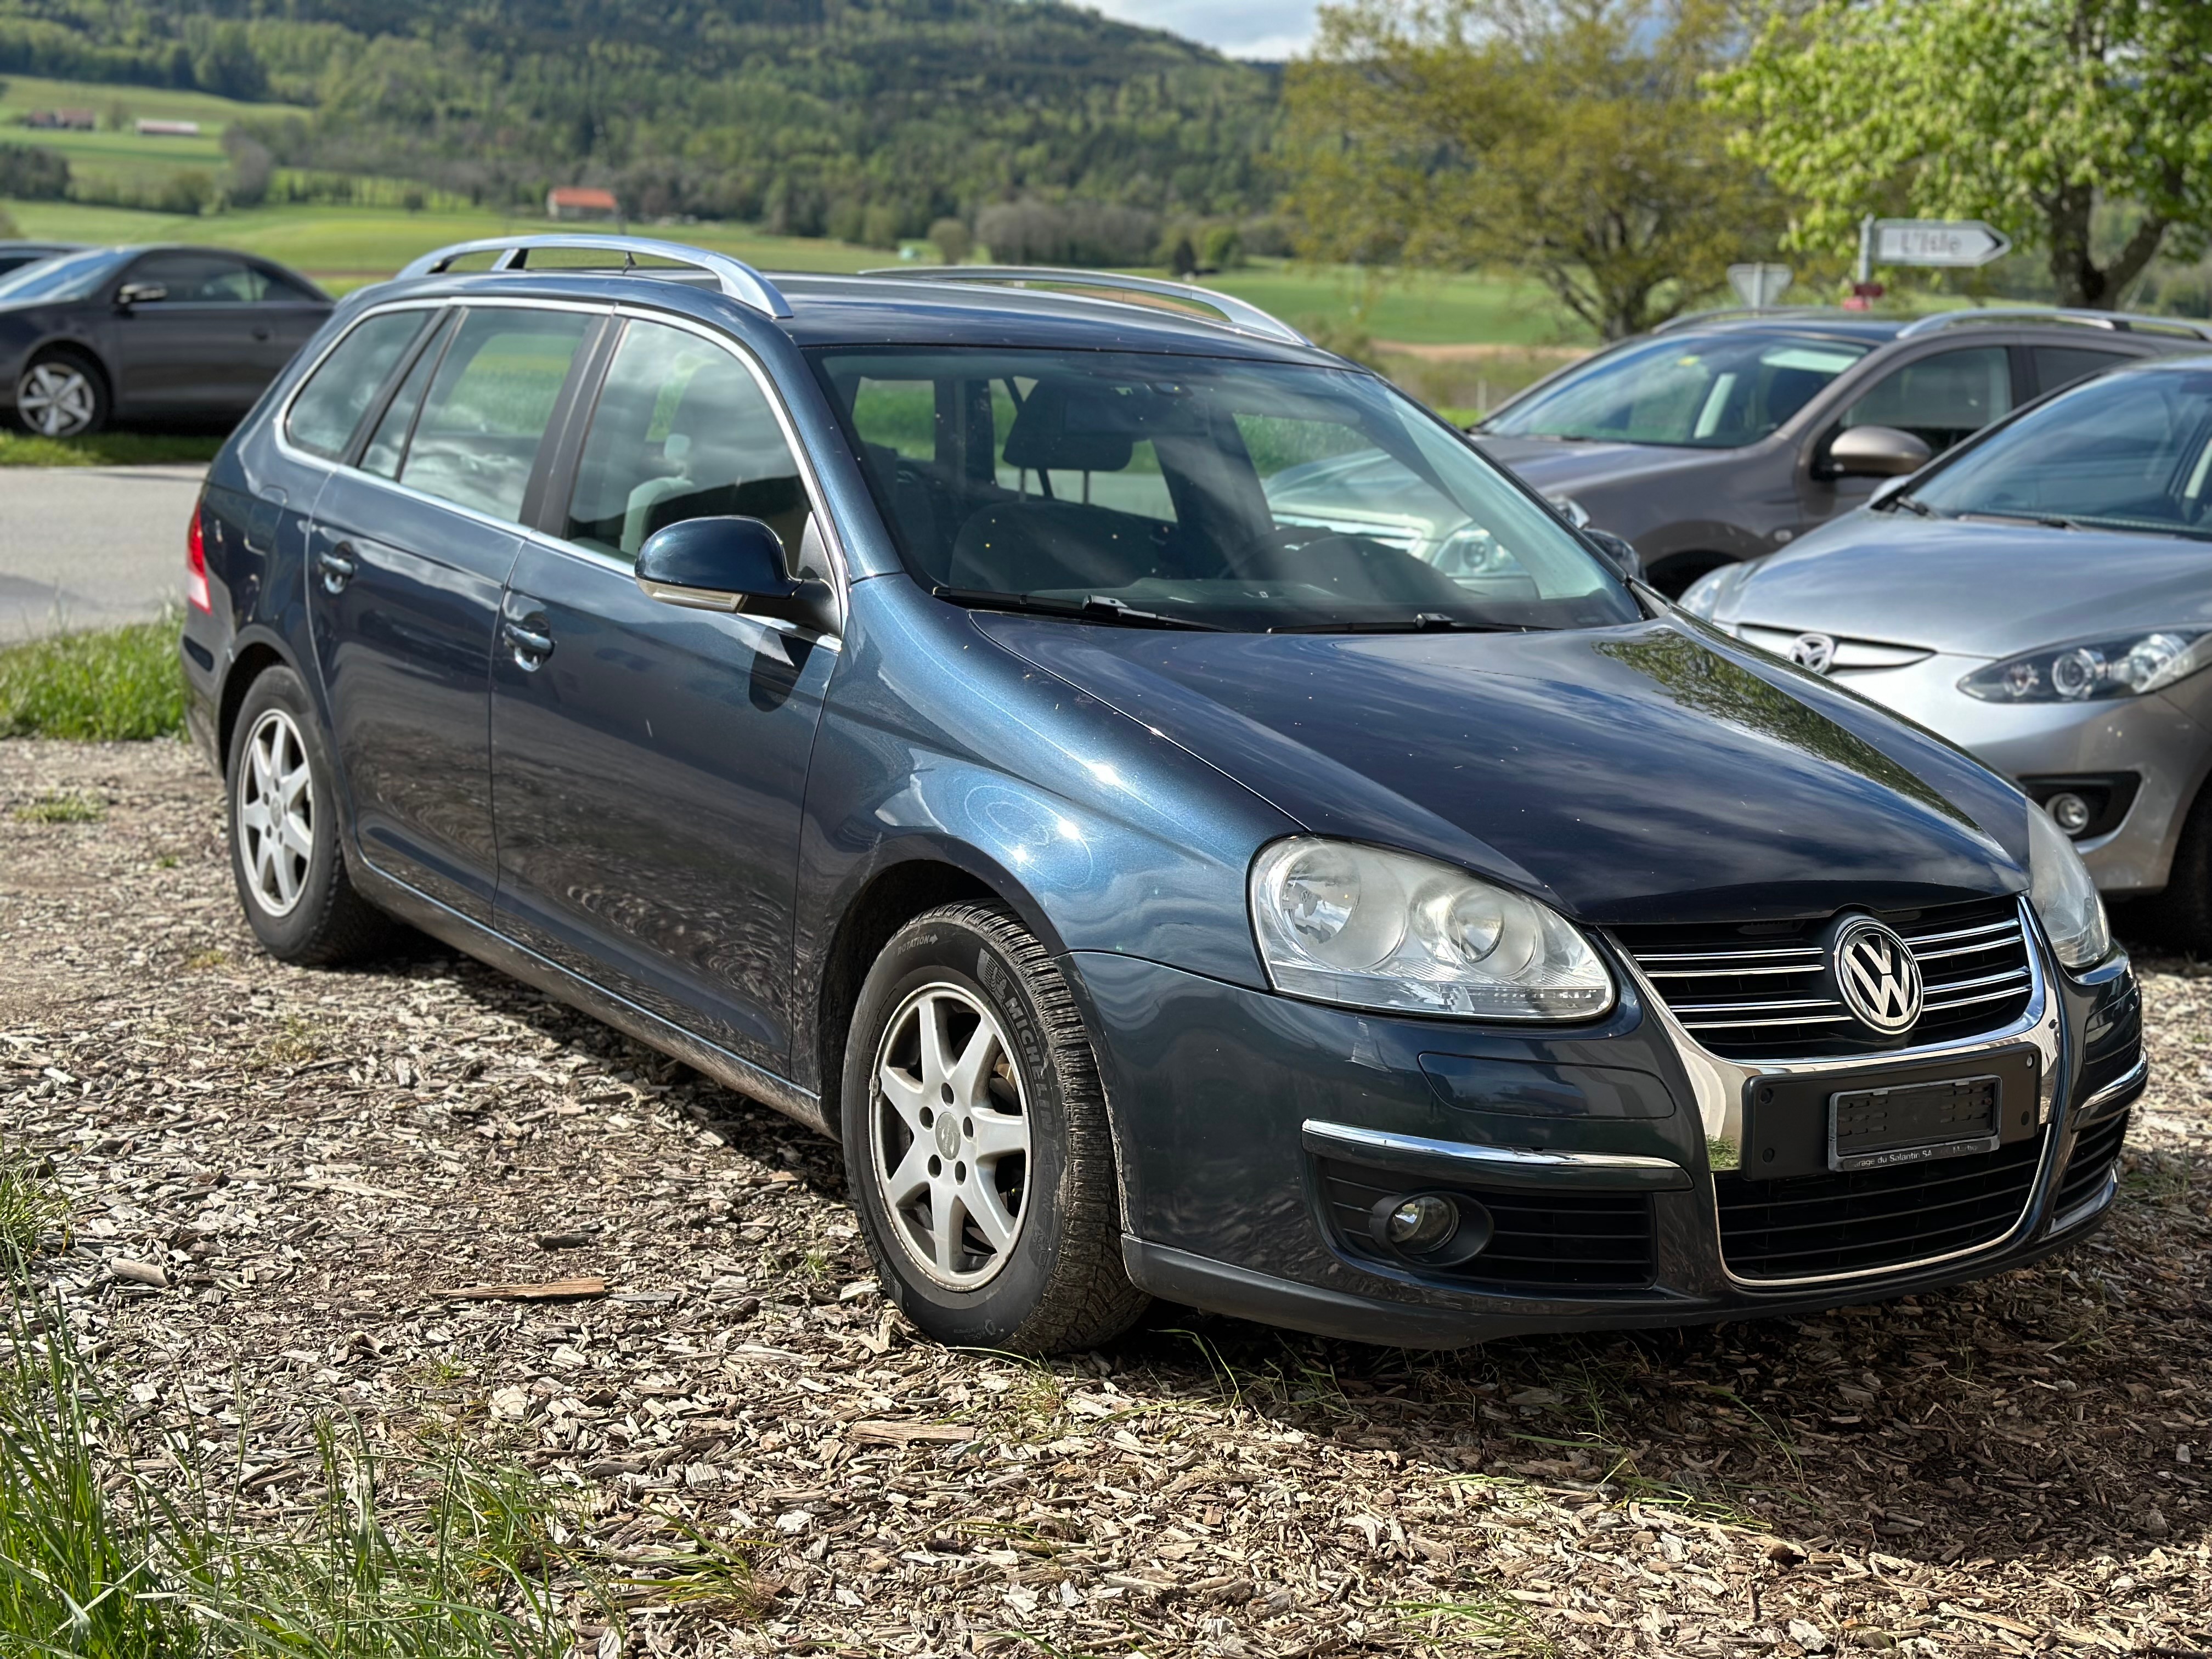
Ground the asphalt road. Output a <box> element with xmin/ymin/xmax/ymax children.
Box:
<box><xmin>0</xmin><ymin>464</ymin><xmax>207</xmax><ymax>639</ymax></box>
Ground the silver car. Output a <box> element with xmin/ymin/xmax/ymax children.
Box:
<box><xmin>1680</xmin><ymin>356</ymin><xmax>2212</xmax><ymax>940</ymax></box>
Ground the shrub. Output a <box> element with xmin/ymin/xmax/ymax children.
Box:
<box><xmin>929</xmin><ymin>216</ymin><xmax>972</xmax><ymax>264</ymax></box>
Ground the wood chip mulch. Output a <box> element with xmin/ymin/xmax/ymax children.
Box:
<box><xmin>6</xmin><ymin>737</ymin><xmax>2211</xmax><ymax>1657</ymax></box>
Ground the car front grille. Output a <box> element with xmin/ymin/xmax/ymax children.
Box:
<box><xmin>2054</xmin><ymin>1109</ymin><xmax>2130</xmax><ymax>1220</ymax></box>
<box><xmin>1316</xmin><ymin>1159</ymin><xmax>1654</xmax><ymax>1292</ymax></box>
<box><xmin>1714</xmin><ymin>1131</ymin><xmax>2044</xmax><ymax>1280</ymax></box>
<box><xmin>1616</xmin><ymin>896</ymin><xmax>2032</xmax><ymax>1060</ymax></box>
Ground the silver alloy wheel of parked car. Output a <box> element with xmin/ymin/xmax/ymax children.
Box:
<box><xmin>871</xmin><ymin>982</ymin><xmax>1032</xmax><ymax>1288</ymax></box>
<box><xmin>15</xmin><ymin>360</ymin><xmax>98</xmax><ymax>437</ymax></box>
<box><xmin>235</xmin><ymin>708</ymin><xmax>315</xmax><ymax>918</ymax></box>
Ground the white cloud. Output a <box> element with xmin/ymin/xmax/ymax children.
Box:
<box><xmin>1078</xmin><ymin>0</ymin><xmax>1318</xmax><ymax>60</ymax></box>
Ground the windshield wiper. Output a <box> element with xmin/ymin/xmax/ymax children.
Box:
<box><xmin>1956</xmin><ymin>507</ymin><xmax>2088</xmax><ymax>531</ymax></box>
<box><xmin>1882</xmin><ymin>492</ymin><xmax>1934</xmax><ymax>517</ymax></box>
<box><xmin>932</xmin><ymin>586</ymin><xmax>1224</xmax><ymax>631</ymax></box>
<box><xmin>1267</xmin><ymin>615</ymin><xmax>1530</xmax><ymax>635</ymax></box>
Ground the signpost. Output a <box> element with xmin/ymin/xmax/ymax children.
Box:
<box><xmin>1846</xmin><ymin>216</ymin><xmax>2013</xmax><ymax>308</ymax></box>
<box><xmin>1727</xmin><ymin>262</ymin><xmax>1793</xmax><ymax>311</ymax></box>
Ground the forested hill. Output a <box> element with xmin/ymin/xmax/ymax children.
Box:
<box><xmin>0</xmin><ymin>0</ymin><xmax>1281</xmax><ymax>231</ymax></box>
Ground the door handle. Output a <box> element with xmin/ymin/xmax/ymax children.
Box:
<box><xmin>503</xmin><ymin>619</ymin><xmax>555</xmax><ymax>669</ymax></box>
<box><xmin>251</xmin><ymin>325</ymin><xmax>273</xmax><ymax>341</ymax></box>
<box><xmin>315</xmin><ymin>544</ymin><xmax>357</xmax><ymax>595</ymax></box>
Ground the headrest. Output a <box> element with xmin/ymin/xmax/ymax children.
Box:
<box><xmin>1001</xmin><ymin>381</ymin><xmax>1135</xmax><ymax>474</ymax></box>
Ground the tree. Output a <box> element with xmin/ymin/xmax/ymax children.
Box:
<box><xmin>929</xmin><ymin>217</ymin><xmax>972</xmax><ymax>264</ymax></box>
<box><xmin>1282</xmin><ymin>0</ymin><xmax>1773</xmax><ymax>339</ymax></box>
<box><xmin>1716</xmin><ymin>0</ymin><xmax>2212</xmax><ymax>309</ymax></box>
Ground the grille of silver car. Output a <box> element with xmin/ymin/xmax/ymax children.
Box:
<box><xmin>1615</xmin><ymin>896</ymin><xmax>2033</xmax><ymax>1061</ymax></box>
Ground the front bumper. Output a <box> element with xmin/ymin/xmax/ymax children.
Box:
<box><xmin>1821</xmin><ymin>652</ymin><xmax>2209</xmax><ymax>896</ymax></box>
<box><xmin>1070</xmin><ymin>929</ymin><xmax>2143</xmax><ymax>1349</ymax></box>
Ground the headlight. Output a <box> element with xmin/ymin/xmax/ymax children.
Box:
<box><xmin>2026</xmin><ymin>803</ymin><xmax>2111</xmax><ymax>970</ymax></box>
<box><xmin>1960</xmin><ymin>629</ymin><xmax>2212</xmax><ymax>703</ymax></box>
<box><xmin>1249</xmin><ymin>838</ymin><xmax>1614</xmax><ymax>1019</ymax></box>
<box><xmin>1545</xmin><ymin>494</ymin><xmax>1591</xmax><ymax>529</ymax></box>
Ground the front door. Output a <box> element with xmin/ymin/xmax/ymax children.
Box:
<box><xmin>490</xmin><ymin>315</ymin><xmax>836</xmax><ymax>1071</ymax></box>
<box><xmin>101</xmin><ymin>250</ymin><xmax>272</xmax><ymax>416</ymax></box>
<box><xmin>1799</xmin><ymin>345</ymin><xmax>2015</xmax><ymax>529</ymax></box>
<box><xmin>307</xmin><ymin>302</ymin><xmax>602</xmax><ymax>922</ymax></box>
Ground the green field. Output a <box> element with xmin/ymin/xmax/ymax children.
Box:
<box><xmin>0</xmin><ymin>74</ymin><xmax>307</xmax><ymax>189</ymax></box>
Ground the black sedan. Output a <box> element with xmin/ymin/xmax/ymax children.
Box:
<box><xmin>0</xmin><ymin>244</ymin><xmax>330</xmax><ymax>437</ymax></box>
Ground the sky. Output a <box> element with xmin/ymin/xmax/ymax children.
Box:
<box><xmin>1078</xmin><ymin>0</ymin><xmax>1318</xmax><ymax>61</ymax></box>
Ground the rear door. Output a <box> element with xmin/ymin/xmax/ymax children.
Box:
<box><xmin>306</xmin><ymin>301</ymin><xmax>605</xmax><ymax>923</ymax></box>
<box><xmin>489</xmin><ymin>313</ymin><xmax>838</xmax><ymax>1071</ymax></box>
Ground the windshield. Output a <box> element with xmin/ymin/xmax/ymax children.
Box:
<box><xmin>811</xmin><ymin>348</ymin><xmax>1635</xmax><ymax>633</ymax></box>
<box><xmin>1485</xmin><ymin>333</ymin><xmax>1870</xmax><ymax>449</ymax></box>
<box><xmin>0</xmin><ymin>247</ymin><xmax>128</xmax><ymax>304</ymax></box>
<box><xmin>1903</xmin><ymin>366</ymin><xmax>2212</xmax><ymax>540</ymax></box>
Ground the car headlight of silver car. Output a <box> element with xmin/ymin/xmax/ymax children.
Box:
<box><xmin>1249</xmin><ymin>838</ymin><xmax>1614</xmax><ymax>1019</ymax></box>
<box><xmin>1677</xmin><ymin>560</ymin><xmax>1748</xmax><ymax>625</ymax></box>
<box><xmin>1545</xmin><ymin>494</ymin><xmax>1591</xmax><ymax>529</ymax></box>
<box><xmin>2026</xmin><ymin>804</ymin><xmax>2111</xmax><ymax>970</ymax></box>
<box><xmin>1959</xmin><ymin>628</ymin><xmax>2212</xmax><ymax>703</ymax></box>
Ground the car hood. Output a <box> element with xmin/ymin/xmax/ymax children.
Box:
<box><xmin>973</xmin><ymin>613</ymin><xmax>2027</xmax><ymax>926</ymax></box>
<box><xmin>1470</xmin><ymin>433</ymin><xmax>1718</xmax><ymax>494</ymax></box>
<box><xmin>1731</xmin><ymin>512</ymin><xmax>2212</xmax><ymax>658</ymax></box>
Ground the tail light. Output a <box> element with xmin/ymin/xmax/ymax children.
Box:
<box><xmin>186</xmin><ymin>496</ymin><xmax>211</xmax><ymax>613</ymax></box>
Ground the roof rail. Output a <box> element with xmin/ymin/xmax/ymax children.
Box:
<box><xmin>397</xmin><ymin>235</ymin><xmax>791</xmax><ymax>319</ymax></box>
<box><xmin>1652</xmin><ymin>305</ymin><xmax>1848</xmax><ymax>334</ymax></box>
<box><xmin>1895</xmin><ymin>305</ymin><xmax>2212</xmax><ymax>341</ymax></box>
<box><xmin>856</xmin><ymin>265</ymin><xmax>1309</xmax><ymax>346</ymax></box>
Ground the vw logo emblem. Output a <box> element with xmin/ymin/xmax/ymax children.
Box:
<box><xmin>1787</xmin><ymin>631</ymin><xmax>1837</xmax><ymax>674</ymax></box>
<box><xmin>1830</xmin><ymin>916</ymin><xmax>1923</xmax><ymax>1036</ymax></box>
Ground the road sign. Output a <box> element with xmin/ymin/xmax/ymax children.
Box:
<box><xmin>1873</xmin><ymin>219</ymin><xmax>2011</xmax><ymax>268</ymax></box>
<box><xmin>1728</xmin><ymin>263</ymin><xmax>1793</xmax><ymax>310</ymax></box>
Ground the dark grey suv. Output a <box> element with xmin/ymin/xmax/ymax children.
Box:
<box><xmin>1475</xmin><ymin>308</ymin><xmax>2212</xmax><ymax>594</ymax></box>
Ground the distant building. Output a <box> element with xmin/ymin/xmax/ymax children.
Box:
<box><xmin>135</xmin><ymin>119</ymin><xmax>202</xmax><ymax>138</ymax></box>
<box><xmin>24</xmin><ymin>109</ymin><xmax>97</xmax><ymax>130</ymax></box>
<box><xmin>547</xmin><ymin>186</ymin><xmax>620</xmax><ymax>222</ymax></box>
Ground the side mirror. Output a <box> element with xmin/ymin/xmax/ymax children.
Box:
<box><xmin>114</xmin><ymin>281</ymin><xmax>168</xmax><ymax>308</ymax></box>
<box><xmin>1582</xmin><ymin>528</ymin><xmax>1642</xmax><ymax>582</ymax></box>
<box><xmin>635</xmin><ymin>516</ymin><xmax>839</xmax><ymax>635</ymax></box>
<box><xmin>1826</xmin><ymin>424</ymin><xmax>1932</xmax><ymax>479</ymax></box>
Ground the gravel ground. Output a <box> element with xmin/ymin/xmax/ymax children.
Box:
<box><xmin>5</xmin><ymin>736</ymin><xmax>2211</xmax><ymax>1658</ymax></box>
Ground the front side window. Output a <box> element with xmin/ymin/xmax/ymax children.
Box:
<box><xmin>127</xmin><ymin>252</ymin><xmax>264</xmax><ymax>303</ymax></box>
<box><xmin>284</xmin><ymin>309</ymin><xmax>431</xmax><ymax>460</ymax></box>
<box><xmin>1906</xmin><ymin>367</ymin><xmax>2212</xmax><ymax>538</ymax></box>
<box><xmin>815</xmin><ymin>347</ymin><xmax>1635</xmax><ymax>633</ymax></box>
<box><xmin>1838</xmin><ymin>346</ymin><xmax>2011</xmax><ymax>454</ymax></box>
<box><xmin>1483</xmin><ymin>334</ymin><xmax>1869</xmax><ymax>449</ymax></box>
<box><xmin>564</xmin><ymin>319</ymin><xmax>809</xmax><ymax>562</ymax></box>
<box><xmin>398</xmin><ymin>307</ymin><xmax>595</xmax><ymax>522</ymax></box>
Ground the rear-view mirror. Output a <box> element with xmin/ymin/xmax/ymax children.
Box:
<box><xmin>635</xmin><ymin>515</ymin><xmax>839</xmax><ymax>635</ymax></box>
<box><xmin>1827</xmin><ymin>425</ymin><xmax>1932</xmax><ymax>479</ymax></box>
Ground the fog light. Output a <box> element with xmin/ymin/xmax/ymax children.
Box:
<box><xmin>1383</xmin><ymin>1194</ymin><xmax>1458</xmax><ymax>1252</ymax></box>
<box><xmin>2046</xmin><ymin>791</ymin><xmax>2092</xmax><ymax>836</ymax></box>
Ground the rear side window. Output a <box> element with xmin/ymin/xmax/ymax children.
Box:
<box><xmin>284</xmin><ymin>310</ymin><xmax>430</xmax><ymax>460</ymax></box>
<box><xmin>2034</xmin><ymin>345</ymin><xmax>2134</xmax><ymax>397</ymax></box>
<box><xmin>398</xmin><ymin>308</ymin><xmax>595</xmax><ymax>522</ymax></box>
<box><xmin>562</xmin><ymin>318</ymin><xmax>809</xmax><ymax>562</ymax></box>
<box><xmin>360</xmin><ymin>313</ymin><xmax>453</xmax><ymax>479</ymax></box>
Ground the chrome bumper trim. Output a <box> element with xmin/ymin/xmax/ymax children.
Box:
<box><xmin>2077</xmin><ymin>1055</ymin><xmax>2148</xmax><ymax>1121</ymax></box>
<box><xmin>1300</xmin><ymin>1120</ymin><xmax>1692</xmax><ymax>1192</ymax></box>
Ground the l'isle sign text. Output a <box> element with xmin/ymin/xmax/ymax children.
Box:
<box><xmin>1875</xmin><ymin>219</ymin><xmax>2012</xmax><ymax>268</ymax></box>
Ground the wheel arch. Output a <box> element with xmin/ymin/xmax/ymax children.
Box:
<box><xmin>810</xmin><ymin>842</ymin><xmax>1075</xmax><ymax>1133</ymax></box>
<box><xmin>215</xmin><ymin>630</ymin><xmax>304</xmax><ymax>775</ymax></box>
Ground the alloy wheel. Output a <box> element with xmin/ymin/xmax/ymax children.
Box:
<box><xmin>235</xmin><ymin>709</ymin><xmax>314</xmax><ymax>917</ymax></box>
<box><xmin>16</xmin><ymin>362</ymin><xmax>97</xmax><ymax>438</ymax></box>
<box><xmin>871</xmin><ymin>983</ymin><xmax>1032</xmax><ymax>1288</ymax></box>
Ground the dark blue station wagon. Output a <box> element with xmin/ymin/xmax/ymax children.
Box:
<box><xmin>182</xmin><ymin>236</ymin><xmax>2146</xmax><ymax>1352</ymax></box>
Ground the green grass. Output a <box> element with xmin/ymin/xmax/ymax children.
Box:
<box><xmin>0</xmin><ymin>1153</ymin><xmax>67</xmax><ymax>1269</ymax></box>
<box><xmin>0</xmin><ymin>1297</ymin><xmax>650</xmax><ymax>1657</ymax></box>
<box><xmin>1209</xmin><ymin>263</ymin><xmax>1594</xmax><ymax>347</ymax></box>
<box><xmin>0</xmin><ymin>430</ymin><xmax>223</xmax><ymax>467</ymax></box>
<box><xmin>0</xmin><ymin>73</ymin><xmax>308</xmax><ymax>190</ymax></box>
<box><xmin>0</xmin><ymin>617</ymin><xmax>185</xmax><ymax>740</ymax></box>
<box><xmin>13</xmin><ymin>790</ymin><xmax>105</xmax><ymax>823</ymax></box>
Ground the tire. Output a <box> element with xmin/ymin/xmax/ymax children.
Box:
<box><xmin>14</xmin><ymin>350</ymin><xmax>108</xmax><ymax>438</ymax></box>
<box><xmin>224</xmin><ymin>665</ymin><xmax>394</xmax><ymax>965</ymax></box>
<box><xmin>2157</xmin><ymin>781</ymin><xmax>2212</xmax><ymax>952</ymax></box>
<box><xmin>841</xmin><ymin>903</ymin><xmax>1149</xmax><ymax>1353</ymax></box>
